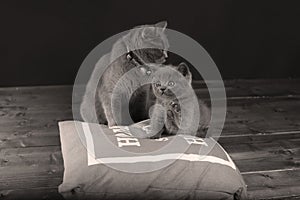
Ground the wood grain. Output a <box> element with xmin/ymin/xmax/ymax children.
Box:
<box><xmin>244</xmin><ymin>168</ymin><xmax>300</xmax><ymax>200</ymax></box>
<box><xmin>0</xmin><ymin>188</ymin><xmax>64</xmax><ymax>200</ymax></box>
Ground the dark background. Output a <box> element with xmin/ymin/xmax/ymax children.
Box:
<box><xmin>1</xmin><ymin>0</ymin><xmax>299</xmax><ymax>86</ymax></box>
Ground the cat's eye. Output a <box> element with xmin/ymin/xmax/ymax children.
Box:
<box><xmin>168</xmin><ymin>81</ymin><xmax>175</xmax><ymax>87</ymax></box>
<box><xmin>146</xmin><ymin>70</ymin><xmax>152</xmax><ymax>75</ymax></box>
<box><xmin>155</xmin><ymin>82</ymin><xmax>161</xmax><ymax>87</ymax></box>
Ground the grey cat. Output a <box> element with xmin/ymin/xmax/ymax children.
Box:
<box><xmin>80</xmin><ymin>21</ymin><xmax>169</xmax><ymax>126</ymax></box>
<box><xmin>149</xmin><ymin>63</ymin><xmax>211</xmax><ymax>138</ymax></box>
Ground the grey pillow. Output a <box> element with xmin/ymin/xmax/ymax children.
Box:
<box><xmin>58</xmin><ymin>121</ymin><xmax>247</xmax><ymax>200</ymax></box>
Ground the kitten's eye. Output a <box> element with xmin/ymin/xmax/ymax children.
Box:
<box><xmin>146</xmin><ymin>70</ymin><xmax>152</xmax><ymax>75</ymax></box>
<box><xmin>168</xmin><ymin>81</ymin><xmax>175</xmax><ymax>87</ymax></box>
<box><xmin>155</xmin><ymin>82</ymin><xmax>161</xmax><ymax>87</ymax></box>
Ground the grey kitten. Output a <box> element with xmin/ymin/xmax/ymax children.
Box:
<box><xmin>80</xmin><ymin>21</ymin><xmax>169</xmax><ymax>127</ymax></box>
<box><xmin>150</xmin><ymin>63</ymin><xmax>211</xmax><ymax>138</ymax></box>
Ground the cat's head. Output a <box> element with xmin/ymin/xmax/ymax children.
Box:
<box><xmin>128</xmin><ymin>21</ymin><xmax>169</xmax><ymax>64</ymax></box>
<box><xmin>152</xmin><ymin>62</ymin><xmax>192</xmax><ymax>100</ymax></box>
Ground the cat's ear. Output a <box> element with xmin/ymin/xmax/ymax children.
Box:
<box><xmin>155</xmin><ymin>21</ymin><xmax>167</xmax><ymax>32</ymax></box>
<box><xmin>177</xmin><ymin>62</ymin><xmax>190</xmax><ymax>77</ymax></box>
<box><xmin>177</xmin><ymin>62</ymin><xmax>192</xmax><ymax>83</ymax></box>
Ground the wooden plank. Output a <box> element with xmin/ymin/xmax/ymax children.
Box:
<box><xmin>0</xmin><ymin>166</ymin><xmax>63</xmax><ymax>191</ymax></box>
<box><xmin>243</xmin><ymin>168</ymin><xmax>300</xmax><ymax>200</ymax></box>
<box><xmin>0</xmin><ymin>146</ymin><xmax>63</xmax><ymax>168</ymax></box>
<box><xmin>234</xmin><ymin>148</ymin><xmax>300</xmax><ymax>172</ymax></box>
<box><xmin>0</xmin><ymin>86</ymin><xmax>73</xmax><ymax>106</ymax></box>
<box><xmin>192</xmin><ymin>79</ymin><xmax>300</xmax><ymax>97</ymax></box>
<box><xmin>222</xmin><ymin>96</ymin><xmax>300</xmax><ymax>135</ymax></box>
<box><xmin>1</xmin><ymin>168</ymin><xmax>300</xmax><ymax>200</ymax></box>
<box><xmin>1</xmin><ymin>171</ymin><xmax>300</xmax><ymax>200</ymax></box>
<box><xmin>0</xmin><ymin>188</ymin><xmax>64</xmax><ymax>200</ymax></box>
<box><xmin>218</xmin><ymin>130</ymin><xmax>300</xmax><ymax>145</ymax></box>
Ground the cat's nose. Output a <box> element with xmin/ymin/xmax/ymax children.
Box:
<box><xmin>160</xmin><ymin>86</ymin><xmax>167</xmax><ymax>92</ymax></box>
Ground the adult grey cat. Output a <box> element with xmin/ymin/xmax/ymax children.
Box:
<box><xmin>80</xmin><ymin>21</ymin><xmax>169</xmax><ymax>126</ymax></box>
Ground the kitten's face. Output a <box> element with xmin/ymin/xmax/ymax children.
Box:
<box><xmin>133</xmin><ymin>21</ymin><xmax>169</xmax><ymax>64</ymax></box>
<box><xmin>152</xmin><ymin>63</ymin><xmax>192</xmax><ymax>101</ymax></box>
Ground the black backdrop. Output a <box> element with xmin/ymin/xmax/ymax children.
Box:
<box><xmin>1</xmin><ymin>0</ymin><xmax>299</xmax><ymax>86</ymax></box>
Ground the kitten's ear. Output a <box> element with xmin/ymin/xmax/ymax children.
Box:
<box><xmin>155</xmin><ymin>21</ymin><xmax>167</xmax><ymax>32</ymax></box>
<box><xmin>177</xmin><ymin>62</ymin><xmax>190</xmax><ymax>77</ymax></box>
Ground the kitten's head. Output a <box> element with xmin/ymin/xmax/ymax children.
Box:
<box><xmin>128</xmin><ymin>21</ymin><xmax>169</xmax><ymax>64</ymax></box>
<box><xmin>152</xmin><ymin>62</ymin><xmax>192</xmax><ymax>100</ymax></box>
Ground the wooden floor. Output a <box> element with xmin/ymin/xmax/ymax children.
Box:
<box><xmin>0</xmin><ymin>79</ymin><xmax>300</xmax><ymax>200</ymax></box>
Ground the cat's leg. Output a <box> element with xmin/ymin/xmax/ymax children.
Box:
<box><xmin>195</xmin><ymin>100</ymin><xmax>211</xmax><ymax>138</ymax></box>
<box><xmin>102</xmin><ymin>91</ymin><xmax>133</xmax><ymax>127</ymax></box>
<box><xmin>149</xmin><ymin>104</ymin><xmax>166</xmax><ymax>138</ymax></box>
<box><xmin>199</xmin><ymin>100</ymin><xmax>211</xmax><ymax>130</ymax></box>
<box><xmin>149</xmin><ymin>128</ymin><xmax>164</xmax><ymax>139</ymax></box>
<box><xmin>80</xmin><ymin>92</ymin><xmax>98</xmax><ymax>123</ymax></box>
<box><xmin>165</xmin><ymin>110</ymin><xmax>179</xmax><ymax>135</ymax></box>
<box><xmin>177</xmin><ymin>101</ymin><xmax>198</xmax><ymax>136</ymax></box>
<box><xmin>100</xmin><ymin>95</ymin><xmax>117</xmax><ymax>127</ymax></box>
<box><xmin>128</xmin><ymin>126</ymin><xmax>150</xmax><ymax>139</ymax></box>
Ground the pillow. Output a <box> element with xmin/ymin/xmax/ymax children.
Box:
<box><xmin>58</xmin><ymin>120</ymin><xmax>247</xmax><ymax>200</ymax></box>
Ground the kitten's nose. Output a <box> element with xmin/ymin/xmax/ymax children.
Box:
<box><xmin>160</xmin><ymin>86</ymin><xmax>167</xmax><ymax>92</ymax></box>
